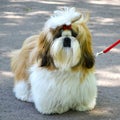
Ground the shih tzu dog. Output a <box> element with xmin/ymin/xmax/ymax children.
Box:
<box><xmin>11</xmin><ymin>7</ymin><xmax>97</xmax><ymax>114</ymax></box>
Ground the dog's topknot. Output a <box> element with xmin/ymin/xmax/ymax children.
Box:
<box><xmin>44</xmin><ymin>7</ymin><xmax>81</xmax><ymax>30</ymax></box>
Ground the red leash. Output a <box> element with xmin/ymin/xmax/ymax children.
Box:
<box><xmin>96</xmin><ymin>39</ymin><xmax>120</xmax><ymax>56</ymax></box>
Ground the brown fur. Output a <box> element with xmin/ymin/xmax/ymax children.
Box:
<box><xmin>71</xmin><ymin>22</ymin><xmax>95</xmax><ymax>69</ymax></box>
<box><xmin>11</xmin><ymin>34</ymin><xmax>51</xmax><ymax>84</ymax></box>
<box><xmin>71</xmin><ymin>22</ymin><xmax>95</xmax><ymax>81</ymax></box>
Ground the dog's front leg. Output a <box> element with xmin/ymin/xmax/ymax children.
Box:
<box><xmin>76</xmin><ymin>98</ymin><xmax>96</xmax><ymax>111</ymax></box>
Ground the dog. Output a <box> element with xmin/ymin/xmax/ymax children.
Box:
<box><xmin>11</xmin><ymin>7</ymin><xmax>97</xmax><ymax>114</ymax></box>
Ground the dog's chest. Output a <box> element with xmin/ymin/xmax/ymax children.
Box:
<box><xmin>30</xmin><ymin>67</ymin><xmax>81</xmax><ymax>101</ymax></box>
<box><xmin>30</xmin><ymin>66</ymin><xmax>95</xmax><ymax>112</ymax></box>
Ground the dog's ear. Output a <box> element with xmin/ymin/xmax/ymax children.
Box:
<box><xmin>80</xmin><ymin>41</ymin><xmax>95</xmax><ymax>69</ymax></box>
<box><xmin>37</xmin><ymin>31</ymin><xmax>51</xmax><ymax>67</ymax></box>
<box><xmin>41</xmin><ymin>54</ymin><xmax>48</xmax><ymax>67</ymax></box>
<box><xmin>79</xmin><ymin>24</ymin><xmax>95</xmax><ymax>69</ymax></box>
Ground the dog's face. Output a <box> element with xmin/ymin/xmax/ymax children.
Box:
<box><xmin>36</xmin><ymin>7</ymin><xmax>95</xmax><ymax>71</ymax></box>
<box><xmin>37</xmin><ymin>21</ymin><xmax>95</xmax><ymax>71</ymax></box>
<box><xmin>50</xmin><ymin>24</ymin><xmax>81</xmax><ymax>70</ymax></box>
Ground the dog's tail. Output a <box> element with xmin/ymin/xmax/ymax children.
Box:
<box><xmin>11</xmin><ymin>49</ymin><xmax>29</xmax><ymax>82</ymax></box>
<box><xmin>10</xmin><ymin>49</ymin><xmax>21</xmax><ymax>73</ymax></box>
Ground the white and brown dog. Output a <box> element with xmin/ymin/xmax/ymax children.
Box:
<box><xmin>11</xmin><ymin>7</ymin><xmax>97</xmax><ymax>114</ymax></box>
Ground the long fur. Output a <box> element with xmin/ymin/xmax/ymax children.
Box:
<box><xmin>11</xmin><ymin>7</ymin><xmax>97</xmax><ymax>114</ymax></box>
<box><xmin>30</xmin><ymin>64</ymin><xmax>97</xmax><ymax>114</ymax></box>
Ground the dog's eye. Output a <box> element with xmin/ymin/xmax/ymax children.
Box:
<box><xmin>54</xmin><ymin>30</ymin><xmax>62</xmax><ymax>39</ymax></box>
<box><xmin>71</xmin><ymin>30</ymin><xmax>77</xmax><ymax>37</ymax></box>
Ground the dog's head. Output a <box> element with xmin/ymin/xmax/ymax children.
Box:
<box><xmin>37</xmin><ymin>7</ymin><xmax>95</xmax><ymax>71</ymax></box>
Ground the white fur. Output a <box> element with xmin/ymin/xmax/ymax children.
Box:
<box><xmin>29</xmin><ymin>64</ymin><xmax>97</xmax><ymax>114</ymax></box>
<box><xmin>13</xmin><ymin>80</ymin><xmax>33</xmax><ymax>102</ymax></box>
<box><xmin>50</xmin><ymin>36</ymin><xmax>81</xmax><ymax>70</ymax></box>
<box><xmin>44</xmin><ymin>7</ymin><xmax>81</xmax><ymax>29</ymax></box>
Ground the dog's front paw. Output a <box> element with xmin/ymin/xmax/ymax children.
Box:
<box><xmin>76</xmin><ymin>105</ymin><xmax>94</xmax><ymax>111</ymax></box>
<box><xmin>76</xmin><ymin>100</ymin><xmax>96</xmax><ymax>111</ymax></box>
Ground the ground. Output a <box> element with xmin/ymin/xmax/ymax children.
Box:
<box><xmin>0</xmin><ymin>0</ymin><xmax>120</xmax><ymax>120</ymax></box>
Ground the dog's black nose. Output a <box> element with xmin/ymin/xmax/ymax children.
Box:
<box><xmin>63</xmin><ymin>37</ymin><xmax>71</xmax><ymax>47</ymax></box>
